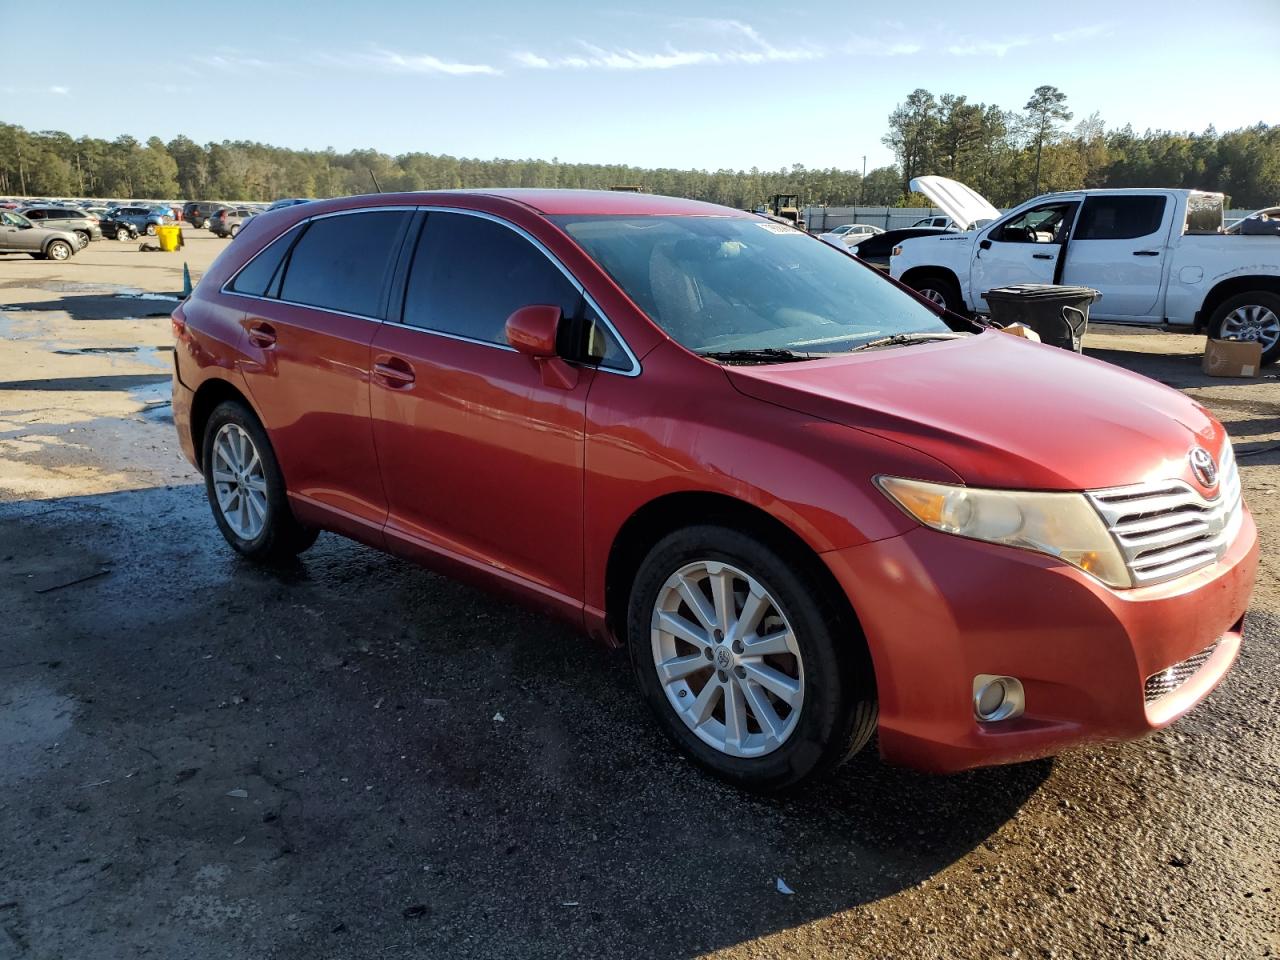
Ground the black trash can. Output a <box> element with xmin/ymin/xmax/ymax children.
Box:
<box><xmin>983</xmin><ymin>284</ymin><xmax>1102</xmax><ymax>352</ymax></box>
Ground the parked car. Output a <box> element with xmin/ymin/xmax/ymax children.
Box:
<box><xmin>110</xmin><ymin>205</ymin><xmax>172</xmax><ymax>236</ymax></box>
<box><xmin>182</xmin><ymin>201</ymin><xmax>230</xmax><ymax>229</ymax></box>
<box><xmin>172</xmin><ymin>189</ymin><xmax>1257</xmax><ymax>790</ymax></box>
<box><xmin>911</xmin><ymin>215</ymin><xmax>954</xmax><ymax>228</ymax></box>
<box><xmin>891</xmin><ymin>176</ymin><xmax>1280</xmax><ymax>363</ymax></box>
<box><xmin>843</xmin><ymin>226</ymin><xmax>954</xmax><ymax>272</ymax></box>
<box><xmin>266</xmin><ymin>198</ymin><xmax>313</xmax><ymax>212</ymax></box>
<box><xmin>100</xmin><ymin>216</ymin><xmax>140</xmax><ymax>241</ymax></box>
<box><xmin>17</xmin><ymin>205</ymin><xmax>101</xmax><ymax>246</ymax></box>
<box><xmin>1226</xmin><ymin>206</ymin><xmax>1280</xmax><ymax>236</ymax></box>
<box><xmin>817</xmin><ymin>223</ymin><xmax>884</xmax><ymax>248</ymax></box>
<box><xmin>209</xmin><ymin>206</ymin><xmax>256</xmax><ymax>238</ymax></box>
<box><xmin>0</xmin><ymin>210</ymin><xmax>80</xmax><ymax>260</ymax></box>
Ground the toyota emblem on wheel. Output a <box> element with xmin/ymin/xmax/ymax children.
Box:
<box><xmin>1190</xmin><ymin>447</ymin><xmax>1218</xmax><ymax>488</ymax></box>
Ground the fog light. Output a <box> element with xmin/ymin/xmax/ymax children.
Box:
<box><xmin>972</xmin><ymin>675</ymin><xmax>1025</xmax><ymax>722</ymax></box>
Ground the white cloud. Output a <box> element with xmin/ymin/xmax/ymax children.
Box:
<box><xmin>196</xmin><ymin>53</ymin><xmax>277</xmax><ymax>72</ymax></box>
<box><xmin>356</xmin><ymin>47</ymin><xmax>501</xmax><ymax>76</ymax></box>
<box><xmin>1050</xmin><ymin>24</ymin><xmax>1109</xmax><ymax>43</ymax></box>
<box><xmin>946</xmin><ymin>37</ymin><xmax>1031</xmax><ymax>57</ymax></box>
<box><xmin>512</xmin><ymin>21</ymin><xmax>822</xmax><ymax>72</ymax></box>
<box><xmin>49</xmin><ymin>85</ymin><xmax>70</xmax><ymax>95</ymax></box>
<box><xmin>844</xmin><ymin>36</ymin><xmax>922</xmax><ymax>57</ymax></box>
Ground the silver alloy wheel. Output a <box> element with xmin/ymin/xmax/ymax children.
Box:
<box><xmin>48</xmin><ymin>241</ymin><xmax>70</xmax><ymax>261</ymax></box>
<box><xmin>1220</xmin><ymin>303</ymin><xmax>1280</xmax><ymax>352</ymax></box>
<box><xmin>75</xmin><ymin>232</ymin><xmax>88</xmax><ymax>248</ymax></box>
<box><xmin>211</xmin><ymin>423</ymin><xmax>269</xmax><ymax>541</ymax></box>
<box><xmin>918</xmin><ymin>287</ymin><xmax>947</xmax><ymax>307</ymax></box>
<box><xmin>146</xmin><ymin>224</ymin><xmax>157</xmax><ymax>236</ymax></box>
<box><xmin>651</xmin><ymin>560</ymin><xmax>804</xmax><ymax>758</ymax></box>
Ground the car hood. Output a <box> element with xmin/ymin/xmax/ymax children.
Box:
<box><xmin>909</xmin><ymin>175</ymin><xmax>1001</xmax><ymax>231</ymax></box>
<box><xmin>725</xmin><ymin>331</ymin><xmax>1224</xmax><ymax>491</ymax></box>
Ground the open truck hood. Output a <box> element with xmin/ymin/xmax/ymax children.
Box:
<box><xmin>909</xmin><ymin>175</ymin><xmax>1001</xmax><ymax>231</ymax></box>
<box><xmin>725</xmin><ymin>331</ymin><xmax>1223</xmax><ymax>492</ymax></box>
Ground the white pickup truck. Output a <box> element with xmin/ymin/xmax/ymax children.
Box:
<box><xmin>889</xmin><ymin>176</ymin><xmax>1280</xmax><ymax>363</ymax></box>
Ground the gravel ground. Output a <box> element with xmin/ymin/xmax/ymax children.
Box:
<box><xmin>1</xmin><ymin>235</ymin><xmax>1276</xmax><ymax>959</ymax></box>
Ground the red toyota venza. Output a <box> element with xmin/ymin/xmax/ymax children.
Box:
<box><xmin>171</xmin><ymin>190</ymin><xmax>1258</xmax><ymax>790</ymax></box>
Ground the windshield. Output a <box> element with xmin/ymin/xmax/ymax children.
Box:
<box><xmin>553</xmin><ymin>215</ymin><xmax>950</xmax><ymax>355</ymax></box>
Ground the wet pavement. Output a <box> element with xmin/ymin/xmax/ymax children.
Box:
<box><xmin>1</xmin><ymin>241</ymin><xmax>1277</xmax><ymax>958</ymax></box>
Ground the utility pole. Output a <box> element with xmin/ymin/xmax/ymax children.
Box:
<box><xmin>857</xmin><ymin>155</ymin><xmax>866</xmax><ymax>206</ymax></box>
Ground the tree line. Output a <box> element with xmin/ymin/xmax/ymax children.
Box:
<box><xmin>0</xmin><ymin>85</ymin><xmax>1275</xmax><ymax>209</ymax></box>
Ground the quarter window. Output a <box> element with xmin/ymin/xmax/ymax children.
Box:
<box><xmin>1075</xmin><ymin>196</ymin><xmax>1166</xmax><ymax>240</ymax></box>
<box><xmin>401</xmin><ymin>212</ymin><xmax>579</xmax><ymax>346</ymax></box>
<box><xmin>278</xmin><ymin>211</ymin><xmax>411</xmax><ymax>318</ymax></box>
<box><xmin>229</xmin><ymin>224</ymin><xmax>302</xmax><ymax>297</ymax></box>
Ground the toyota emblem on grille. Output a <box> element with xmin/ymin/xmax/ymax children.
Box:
<box><xmin>1189</xmin><ymin>447</ymin><xmax>1218</xmax><ymax>488</ymax></box>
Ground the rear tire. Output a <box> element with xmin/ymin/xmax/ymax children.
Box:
<box><xmin>230</xmin><ymin>224</ymin><xmax>240</xmax><ymax>238</ymax></box>
<box><xmin>627</xmin><ymin>524</ymin><xmax>877</xmax><ymax>792</ymax></box>
<box><xmin>201</xmin><ymin>401</ymin><xmax>319</xmax><ymax>562</ymax></box>
<box><xmin>1208</xmin><ymin>291</ymin><xmax>1280</xmax><ymax>365</ymax></box>
<box><xmin>74</xmin><ymin>230</ymin><xmax>89</xmax><ymax>248</ymax></box>
<box><xmin>146</xmin><ymin>224</ymin><xmax>157</xmax><ymax>236</ymax></box>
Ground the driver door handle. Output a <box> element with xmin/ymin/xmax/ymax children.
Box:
<box><xmin>1133</xmin><ymin>250</ymin><xmax>1161</xmax><ymax>256</ymax></box>
<box><xmin>1032</xmin><ymin>253</ymin><xmax>1055</xmax><ymax>260</ymax></box>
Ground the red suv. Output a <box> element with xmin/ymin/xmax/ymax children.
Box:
<box><xmin>172</xmin><ymin>190</ymin><xmax>1258</xmax><ymax>790</ymax></box>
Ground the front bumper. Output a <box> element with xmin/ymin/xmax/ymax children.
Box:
<box><xmin>823</xmin><ymin>511</ymin><xmax>1258</xmax><ymax>773</ymax></box>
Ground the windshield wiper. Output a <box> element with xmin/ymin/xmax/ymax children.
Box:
<box><xmin>697</xmin><ymin>348</ymin><xmax>815</xmax><ymax>364</ymax></box>
<box><xmin>850</xmin><ymin>332</ymin><xmax>967</xmax><ymax>353</ymax></box>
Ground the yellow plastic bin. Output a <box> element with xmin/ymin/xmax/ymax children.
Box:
<box><xmin>155</xmin><ymin>224</ymin><xmax>183</xmax><ymax>252</ymax></box>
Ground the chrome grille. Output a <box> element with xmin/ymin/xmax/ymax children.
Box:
<box><xmin>1087</xmin><ymin>442</ymin><xmax>1243</xmax><ymax>587</ymax></box>
<box><xmin>1144</xmin><ymin>640</ymin><xmax>1220</xmax><ymax>702</ymax></box>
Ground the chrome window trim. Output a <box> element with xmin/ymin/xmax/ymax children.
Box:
<box><xmin>220</xmin><ymin>204</ymin><xmax>642</xmax><ymax>377</ymax></box>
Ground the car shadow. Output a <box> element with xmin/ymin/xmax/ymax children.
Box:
<box><xmin>0</xmin><ymin>485</ymin><xmax>1049</xmax><ymax>958</ymax></box>
<box><xmin>4</xmin><ymin>294</ymin><xmax>179</xmax><ymax>321</ymax></box>
<box><xmin>0</xmin><ymin>372</ymin><xmax>171</xmax><ymax>391</ymax></box>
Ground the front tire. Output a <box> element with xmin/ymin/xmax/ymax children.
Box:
<box><xmin>1209</xmin><ymin>291</ymin><xmax>1280</xmax><ymax>365</ymax></box>
<box><xmin>627</xmin><ymin>525</ymin><xmax>877</xmax><ymax>792</ymax></box>
<box><xmin>201</xmin><ymin>401</ymin><xmax>318</xmax><ymax>562</ymax></box>
<box><xmin>910</xmin><ymin>272</ymin><xmax>965</xmax><ymax>315</ymax></box>
<box><xmin>45</xmin><ymin>240</ymin><xmax>73</xmax><ymax>261</ymax></box>
<box><xmin>146</xmin><ymin>224</ymin><xmax>157</xmax><ymax>236</ymax></box>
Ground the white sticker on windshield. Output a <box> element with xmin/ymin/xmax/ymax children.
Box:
<box><xmin>756</xmin><ymin>221</ymin><xmax>802</xmax><ymax>234</ymax></box>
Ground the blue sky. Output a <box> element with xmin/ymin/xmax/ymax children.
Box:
<box><xmin>3</xmin><ymin>0</ymin><xmax>1277</xmax><ymax>171</ymax></box>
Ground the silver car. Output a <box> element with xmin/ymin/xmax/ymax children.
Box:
<box><xmin>0</xmin><ymin>210</ymin><xmax>80</xmax><ymax>261</ymax></box>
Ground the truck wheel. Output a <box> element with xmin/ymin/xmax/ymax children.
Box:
<box><xmin>627</xmin><ymin>524</ymin><xmax>877</xmax><ymax>792</ymax></box>
<box><xmin>911</xmin><ymin>273</ymin><xmax>964</xmax><ymax>315</ymax></box>
<box><xmin>1209</xmin><ymin>291</ymin><xmax>1280</xmax><ymax>365</ymax></box>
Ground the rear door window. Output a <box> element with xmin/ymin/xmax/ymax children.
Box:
<box><xmin>277</xmin><ymin>210</ymin><xmax>411</xmax><ymax>318</ymax></box>
<box><xmin>1075</xmin><ymin>196</ymin><xmax>1167</xmax><ymax>240</ymax></box>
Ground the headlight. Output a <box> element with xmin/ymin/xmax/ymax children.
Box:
<box><xmin>875</xmin><ymin>476</ymin><xmax>1131</xmax><ymax>588</ymax></box>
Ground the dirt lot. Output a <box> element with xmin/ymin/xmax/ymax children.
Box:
<box><xmin>1</xmin><ymin>233</ymin><xmax>1276</xmax><ymax>959</ymax></box>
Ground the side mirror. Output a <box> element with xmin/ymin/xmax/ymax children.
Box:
<box><xmin>505</xmin><ymin>304</ymin><xmax>578</xmax><ymax>390</ymax></box>
<box><xmin>979</xmin><ymin>239</ymin><xmax>992</xmax><ymax>250</ymax></box>
<box><xmin>505</xmin><ymin>304</ymin><xmax>562</xmax><ymax>358</ymax></box>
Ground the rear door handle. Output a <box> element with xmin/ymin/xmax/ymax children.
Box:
<box><xmin>246</xmin><ymin>319</ymin><xmax>276</xmax><ymax>347</ymax></box>
<box><xmin>1133</xmin><ymin>250</ymin><xmax>1161</xmax><ymax>256</ymax></box>
<box><xmin>373</xmin><ymin>355</ymin><xmax>416</xmax><ymax>387</ymax></box>
<box><xmin>1032</xmin><ymin>253</ymin><xmax>1055</xmax><ymax>260</ymax></box>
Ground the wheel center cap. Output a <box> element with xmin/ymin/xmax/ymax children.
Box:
<box><xmin>715</xmin><ymin>647</ymin><xmax>733</xmax><ymax>670</ymax></box>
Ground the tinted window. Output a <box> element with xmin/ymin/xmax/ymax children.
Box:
<box><xmin>25</xmin><ymin>210</ymin><xmax>45</xmax><ymax>219</ymax></box>
<box><xmin>1076</xmin><ymin>196</ymin><xmax>1166</xmax><ymax>240</ymax></box>
<box><xmin>279</xmin><ymin>211</ymin><xmax>410</xmax><ymax>317</ymax></box>
<box><xmin>229</xmin><ymin>224</ymin><xmax>302</xmax><ymax>296</ymax></box>
<box><xmin>402</xmin><ymin>212</ymin><xmax>579</xmax><ymax>346</ymax></box>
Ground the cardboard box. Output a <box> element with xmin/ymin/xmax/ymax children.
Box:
<box><xmin>1202</xmin><ymin>338</ymin><xmax>1262</xmax><ymax>378</ymax></box>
